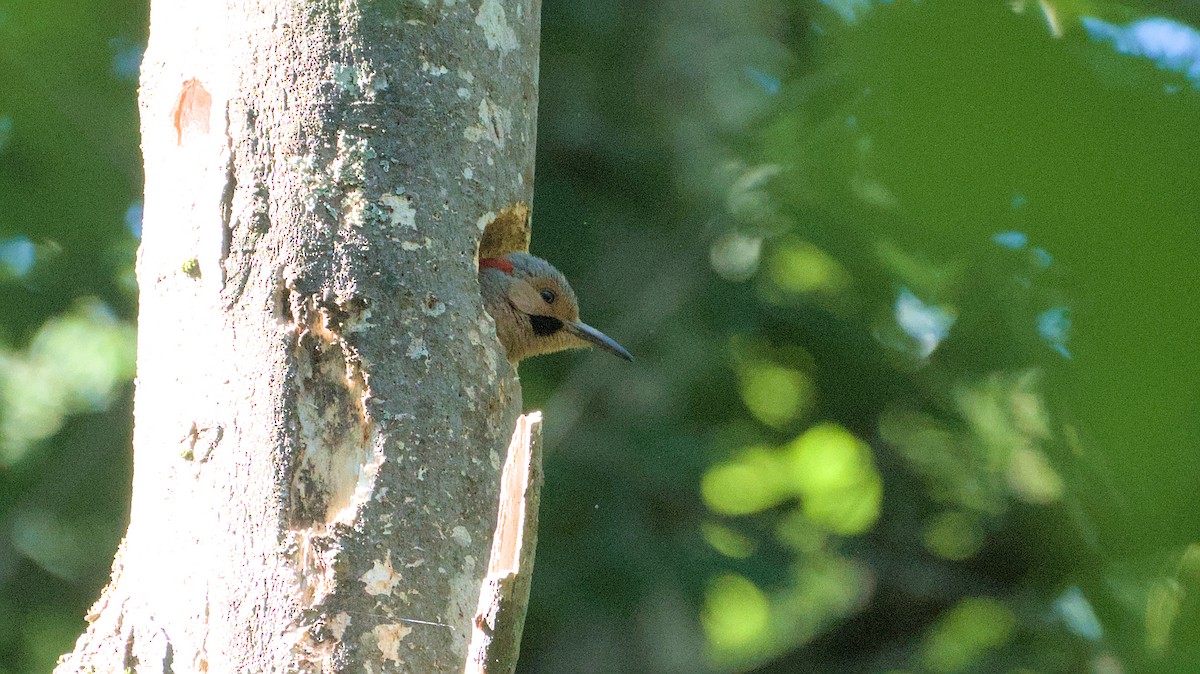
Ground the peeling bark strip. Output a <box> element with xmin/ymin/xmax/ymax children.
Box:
<box><xmin>57</xmin><ymin>1</ymin><xmax>540</xmax><ymax>672</ymax></box>
<box><xmin>466</xmin><ymin>412</ymin><xmax>543</xmax><ymax>674</ymax></box>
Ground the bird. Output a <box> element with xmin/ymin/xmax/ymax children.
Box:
<box><xmin>479</xmin><ymin>252</ymin><xmax>633</xmax><ymax>364</ymax></box>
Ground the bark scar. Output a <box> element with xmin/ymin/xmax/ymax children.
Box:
<box><xmin>173</xmin><ymin>78</ymin><xmax>212</xmax><ymax>145</ymax></box>
<box><xmin>219</xmin><ymin>100</ymin><xmax>236</xmax><ymax>288</ymax></box>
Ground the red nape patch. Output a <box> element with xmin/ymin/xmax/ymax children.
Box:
<box><xmin>479</xmin><ymin>257</ymin><xmax>514</xmax><ymax>275</ymax></box>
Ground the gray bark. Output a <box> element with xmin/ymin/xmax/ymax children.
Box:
<box><xmin>56</xmin><ymin>0</ymin><xmax>540</xmax><ymax>671</ymax></box>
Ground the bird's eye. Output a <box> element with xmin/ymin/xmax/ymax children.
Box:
<box><xmin>540</xmin><ymin>288</ymin><xmax>556</xmax><ymax>304</ymax></box>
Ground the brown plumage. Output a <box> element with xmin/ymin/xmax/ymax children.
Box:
<box><xmin>479</xmin><ymin>252</ymin><xmax>633</xmax><ymax>364</ymax></box>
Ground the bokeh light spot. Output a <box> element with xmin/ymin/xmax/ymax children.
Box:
<box><xmin>1006</xmin><ymin>445</ymin><xmax>1063</xmax><ymax>504</ymax></box>
<box><xmin>701</xmin><ymin>447</ymin><xmax>787</xmax><ymax>516</ymax></box>
<box><xmin>1054</xmin><ymin>587</ymin><xmax>1103</xmax><ymax>642</ymax></box>
<box><xmin>1036</xmin><ymin>306</ymin><xmax>1071</xmax><ymax>358</ymax></box>
<box><xmin>701</xmin><ymin>522</ymin><xmax>757</xmax><ymax>559</ymax></box>
<box><xmin>993</xmin><ymin>230</ymin><xmax>1028</xmax><ymax>249</ymax></box>
<box><xmin>1083</xmin><ymin>17</ymin><xmax>1200</xmax><ymax>85</ymax></box>
<box><xmin>921</xmin><ymin>597</ymin><xmax>1016</xmax><ymax>673</ymax></box>
<box><xmin>710</xmin><ymin>232</ymin><xmax>762</xmax><ymax>281</ymax></box>
<box><xmin>739</xmin><ymin>363</ymin><xmax>813</xmax><ymax>428</ymax></box>
<box><xmin>124</xmin><ymin>202</ymin><xmax>144</xmax><ymax>239</ymax></box>
<box><xmin>768</xmin><ymin>238</ymin><xmax>851</xmax><ymax>296</ymax></box>
<box><xmin>0</xmin><ymin>301</ymin><xmax>136</xmax><ymax>466</ymax></box>
<box><xmin>0</xmin><ymin>115</ymin><xmax>12</xmax><ymax>153</ymax></box>
<box><xmin>774</xmin><ymin>509</ymin><xmax>825</xmax><ymax>553</ymax></box>
<box><xmin>820</xmin><ymin>0</ymin><xmax>876</xmax><ymax>24</ymax></box>
<box><xmin>893</xmin><ymin>288</ymin><xmax>956</xmax><ymax>359</ymax></box>
<box><xmin>1146</xmin><ymin>578</ymin><xmax>1183</xmax><ymax>657</ymax></box>
<box><xmin>785</xmin><ymin>424</ymin><xmax>882</xmax><ymax>535</ymax></box>
<box><xmin>923</xmin><ymin>511</ymin><xmax>983</xmax><ymax>561</ymax></box>
<box><xmin>0</xmin><ymin>236</ymin><xmax>36</xmax><ymax>277</ymax></box>
<box><xmin>10</xmin><ymin>509</ymin><xmax>87</xmax><ymax>581</ymax></box>
<box><xmin>702</xmin><ymin>574</ymin><xmax>771</xmax><ymax>659</ymax></box>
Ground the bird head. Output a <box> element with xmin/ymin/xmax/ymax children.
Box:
<box><xmin>479</xmin><ymin>252</ymin><xmax>633</xmax><ymax>364</ymax></box>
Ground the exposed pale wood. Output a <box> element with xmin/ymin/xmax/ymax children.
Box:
<box><xmin>466</xmin><ymin>412</ymin><xmax>544</xmax><ymax>674</ymax></box>
<box><xmin>478</xmin><ymin>202</ymin><xmax>532</xmax><ymax>259</ymax></box>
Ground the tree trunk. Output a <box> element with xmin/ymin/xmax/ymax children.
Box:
<box><xmin>56</xmin><ymin>0</ymin><xmax>540</xmax><ymax>671</ymax></box>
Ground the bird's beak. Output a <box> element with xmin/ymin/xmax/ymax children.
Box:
<box><xmin>567</xmin><ymin>321</ymin><xmax>633</xmax><ymax>362</ymax></box>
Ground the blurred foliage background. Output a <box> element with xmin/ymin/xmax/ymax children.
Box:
<box><xmin>2</xmin><ymin>0</ymin><xmax>1199</xmax><ymax>672</ymax></box>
